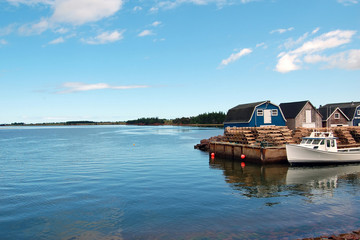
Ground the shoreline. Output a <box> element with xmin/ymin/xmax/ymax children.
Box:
<box><xmin>301</xmin><ymin>229</ymin><xmax>360</xmax><ymax>240</ymax></box>
<box><xmin>0</xmin><ymin>123</ymin><xmax>223</xmax><ymax>128</ymax></box>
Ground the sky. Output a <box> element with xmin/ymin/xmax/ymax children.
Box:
<box><xmin>0</xmin><ymin>0</ymin><xmax>359</xmax><ymax>124</ymax></box>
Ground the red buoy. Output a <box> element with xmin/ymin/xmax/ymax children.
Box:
<box><xmin>211</xmin><ymin>153</ymin><xmax>215</xmax><ymax>159</ymax></box>
<box><xmin>241</xmin><ymin>154</ymin><xmax>246</xmax><ymax>159</ymax></box>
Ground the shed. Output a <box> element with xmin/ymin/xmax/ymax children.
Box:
<box><xmin>224</xmin><ymin>101</ymin><xmax>286</xmax><ymax>128</ymax></box>
<box><xmin>318</xmin><ymin>107</ymin><xmax>349</xmax><ymax>127</ymax></box>
<box><xmin>279</xmin><ymin>100</ymin><xmax>322</xmax><ymax>130</ymax></box>
<box><xmin>319</xmin><ymin>102</ymin><xmax>360</xmax><ymax>126</ymax></box>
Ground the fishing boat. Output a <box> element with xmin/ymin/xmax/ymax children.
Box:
<box><xmin>286</xmin><ymin>131</ymin><xmax>360</xmax><ymax>165</ymax></box>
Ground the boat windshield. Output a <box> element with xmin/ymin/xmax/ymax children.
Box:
<box><xmin>301</xmin><ymin>138</ymin><xmax>326</xmax><ymax>145</ymax></box>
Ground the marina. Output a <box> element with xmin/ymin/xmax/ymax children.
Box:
<box><xmin>2</xmin><ymin>0</ymin><xmax>359</xmax><ymax>239</ymax></box>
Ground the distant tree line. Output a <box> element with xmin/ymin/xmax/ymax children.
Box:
<box><xmin>126</xmin><ymin>117</ymin><xmax>166</xmax><ymax>125</ymax></box>
<box><xmin>10</xmin><ymin>122</ymin><xmax>25</xmax><ymax>126</ymax></box>
<box><xmin>172</xmin><ymin>112</ymin><xmax>226</xmax><ymax>124</ymax></box>
<box><xmin>3</xmin><ymin>112</ymin><xmax>226</xmax><ymax>126</ymax></box>
<box><xmin>126</xmin><ymin>112</ymin><xmax>226</xmax><ymax>125</ymax></box>
<box><xmin>65</xmin><ymin>121</ymin><xmax>96</xmax><ymax>125</ymax></box>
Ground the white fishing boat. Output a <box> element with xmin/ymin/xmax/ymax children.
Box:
<box><xmin>286</xmin><ymin>131</ymin><xmax>360</xmax><ymax>165</ymax></box>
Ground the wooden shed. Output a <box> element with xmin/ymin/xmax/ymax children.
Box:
<box><xmin>318</xmin><ymin>106</ymin><xmax>349</xmax><ymax>127</ymax></box>
<box><xmin>319</xmin><ymin>102</ymin><xmax>360</xmax><ymax>126</ymax></box>
<box><xmin>279</xmin><ymin>100</ymin><xmax>322</xmax><ymax>130</ymax></box>
<box><xmin>224</xmin><ymin>101</ymin><xmax>286</xmax><ymax>128</ymax></box>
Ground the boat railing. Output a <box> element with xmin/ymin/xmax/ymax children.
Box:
<box><xmin>338</xmin><ymin>148</ymin><xmax>360</xmax><ymax>152</ymax></box>
<box><xmin>310</xmin><ymin>131</ymin><xmax>334</xmax><ymax>138</ymax></box>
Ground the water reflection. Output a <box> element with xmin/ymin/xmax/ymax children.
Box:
<box><xmin>210</xmin><ymin>158</ymin><xmax>360</xmax><ymax>200</ymax></box>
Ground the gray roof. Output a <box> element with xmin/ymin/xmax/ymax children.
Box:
<box><xmin>319</xmin><ymin>101</ymin><xmax>360</xmax><ymax>120</ymax></box>
<box><xmin>224</xmin><ymin>101</ymin><xmax>267</xmax><ymax>123</ymax></box>
<box><xmin>279</xmin><ymin>101</ymin><xmax>309</xmax><ymax>119</ymax></box>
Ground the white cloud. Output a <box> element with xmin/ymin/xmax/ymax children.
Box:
<box><xmin>304</xmin><ymin>49</ymin><xmax>360</xmax><ymax>70</ymax></box>
<box><xmin>0</xmin><ymin>39</ymin><xmax>8</xmax><ymax>45</ymax></box>
<box><xmin>220</xmin><ymin>48</ymin><xmax>252</xmax><ymax>67</ymax></box>
<box><xmin>149</xmin><ymin>7</ymin><xmax>159</xmax><ymax>13</ymax></box>
<box><xmin>275</xmin><ymin>29</ymin><xmax>357</xmax><ymax>73</ymax></box>
<box><xmin>337</xmin><ymin>0</ymin><xmax>358</xmax><ymax>5</ymax></box>
<box><xmin>256</xmin><ymin>42</ymin><xmax>265</xmax><ymax>48</ymax></box>
<box><xmin>275</xmin><ymin>53</ymin><xmax>300</xmax><ymax>73</ymax></box>
<box><xmin>57</xmin><ymin>82</ymin><xmax>150</xmax><ymax>94</ymax></box>
<box><xmin>270</xmin><ymin>27</ymin><xmax>294</xmax><ymax>34</ymax></box>
<box><xmin>153</xmin><ymin>38</ymin><xmax>166</xmax><ymax>42</ymax></box>
<box><xmin>0</xmin><ymin>24</ymin><xmax>16</xmax><ymax>36</ymax></box>
<box><xmin>6</xmin><ymin>0</ymin><xmax>54</xmax><ymax>6</ymax></box>
<box><xmin>18</xmin><ymin>18</ymin><xmax>50</xmax><ymax>35</ymax></box>
<box><xmin>83</xmin><ymin>30</ymin><xmax>124</xmax><ymax>44</ymax></box>
<box><xmin>138</xmin><ymin>30</ymin><xmax>153</xmax><ymax>37</ymax></box>
<box><xmin>282</xmin><ymin>32</ymin><xmax>309</xmax><ymax>49</ymax></box>
<box><xmin>49</xmin><ymin>36</ymin><xmax>64</xmax><ymax>44</ymax></box>
<box><xmin>152</xmin><ymin>21</ymin><xmax>162</xmax><ymax>27</ymax></box>
<box><xmin>133</xmin><ymin>6</ymin><xmax>142</xmax><ymax>11</ymax></box>
<box><xmin>312</xmin><ymin>27</ymin><xmax>320</xmax><ymax>34</ymax></box>
<box><xmin>14</xmin><ymin>0</ymin><xmax>124</xmax><ymax>35</ymax></box>
<box><xmin>152</xmin><ymin>0</ymin><xmax>255</xmax><ymax>11</ymax></box>
<box><xmin>51</xmin><ymin>0</ymin><xmax>123</xmax><ymax>25</ymax></box>
<box><xmin>293</xmin><ymin>30</ymin><xmax>355</xmax><ymax>55</ymax></box>
<box><xmin>54</xmin><ymin>27</ymin><xmax>68</xmax><ymax>34</ymax></box>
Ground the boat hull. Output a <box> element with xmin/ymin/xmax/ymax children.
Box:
<box><xmin>286</xmin><ymin>144</ymin><xmax>360</xmax><ymax>164</ymax></box>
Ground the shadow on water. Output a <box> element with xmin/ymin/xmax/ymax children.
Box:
<box><xmin>210</xmin><ymin>157</ymin><xmax>360</xmax><ymax>200</ymax></box>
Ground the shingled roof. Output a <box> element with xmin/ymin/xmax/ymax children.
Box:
<box><xmin>318</xmin><ymin>107</ymin><xmax>349</xmax><ymax>121</ymax></box>
<box><xmin>279</xmin><ymin>101</ymin><xmax>309</xmax><ymax>119</ymax></box>
<box><xmin>224</xmin><ymin>101</ymin><xmax>267</xmax><ymax>123</ymax></box>
<box><xmin>319</xmin><ymin>102</ymin><xmax>360</xmax><ymax>120</ymax></box>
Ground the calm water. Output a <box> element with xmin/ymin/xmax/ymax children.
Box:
<box><xmin>1</xmin><ymin>125</ymin><xmax>360</xmax><ymax>240</ymax></box>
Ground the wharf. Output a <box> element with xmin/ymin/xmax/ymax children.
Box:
<box><xmin>197</xmin><ymin>126</ymin><xmax>360</xmax><ymax>164</ymax></box>
<box><xmin>209</xmin><ymin>142</ymin><xmax>287</xmax><ymax>164</ymax></box>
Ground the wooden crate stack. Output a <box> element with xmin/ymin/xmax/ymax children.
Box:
<box><xmin>223</xmin><ymin>126</ymin><xmax>360</xmax><ymax>146</ymax></box>
<box><xmin>292</xmin><ymin>128</ymin><xmax>313</xmax><ymax>144</ymax></box>
<box><xmin>224</xmin><ymin>126</ymin><xmax>294</xmax><ymax>146</ymax></box>
<box><xmin>350</xmin><ymin>127</ymin><xmax>360</xmax><ymax>143</ymax></box>
<box><xmin>334</xmin><ymin>127</ymin><xmax>357</xmax><ymax>145</ymax></box>
<box><xmin>224</xmin><ymin>127</ymin><xmax>256</xmax><ymax>145</ymax></box>
<box><xmin>254</xmin><ymin>126</ymin><xmax>294</xmax><ymax>146</ymax></box>
<box><xmin>279</xmin><ymin>127</ymin><xmax>296</xmax><ymax>144</ymax></box>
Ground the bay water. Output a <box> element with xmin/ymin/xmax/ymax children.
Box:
<box><xmin>1</xmin><ymin>125</ymin><xmax>360</xmax><ymax>239</ymax></box>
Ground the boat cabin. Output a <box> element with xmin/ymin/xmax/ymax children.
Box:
<box><xmin>300</xmin><ymin>132</ymin><xmax>337</xmax><ymax>152</ymax></box>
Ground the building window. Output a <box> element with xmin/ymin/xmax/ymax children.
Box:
<box><xmin>271</xmin><ymin>109</ymin><xmax>278</xmax><ymax>116</ymax></box>
<box><xmin>334</xmin><ymin>113</ymin><xmax>340</xmax><ymax>119</ymax></box>
<box><xmin>257</xmin><ymin>109</ymin><xmax>263</xmax><ymax>116</ymax></box>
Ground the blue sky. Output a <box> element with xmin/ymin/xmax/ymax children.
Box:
<box><xmin>0</xmin><ymin>0</ymin><xmax>359</xmax><ymax>124</ymax></box>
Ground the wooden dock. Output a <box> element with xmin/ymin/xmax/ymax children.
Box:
<box><xmin>209</xmin><ymin>142</ymin><xmax>287</xmax><ymax>164</ymax></box>
<box><xmin>204</xmin><ymin>126</ymin><xmax>360</xmax><ymax>164</ymax></box>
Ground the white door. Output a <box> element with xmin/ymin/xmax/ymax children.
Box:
<box><xmin>305</xmin><ymin>110</ymin><xmax>311</xmax><ymax>123</ymax></box>
<box><xmin>302</xmin><ymin>122</ymin><xmax>315</xmax><ymax>128</ymax></box>
<box><xmin>264</xmin><ymin>110</ymin><xmax>272</xmax><ymax>124</ymax></box>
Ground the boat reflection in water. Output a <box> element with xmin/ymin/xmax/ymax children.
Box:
<box><xmin>209</xmin><ymin>158</ymin><xmax>360</xmax><ymax>199</ymax></box>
